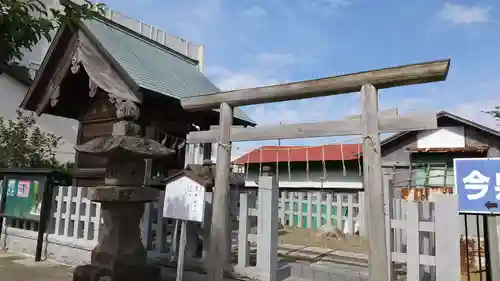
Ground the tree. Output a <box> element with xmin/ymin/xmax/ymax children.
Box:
<box><xmin>0</xmin><ymin>109</ymin><xmax>63</xmax><ymax>168</ymax></box>
<box><xmin>0</xmin><ymin>0</ymin><xmax>105</xmax><ymax>65</ymax></box>
<box><xmin>484</xmin><ymin>107</ymin><xmax>500</xmax><ymax>120</ymax></box>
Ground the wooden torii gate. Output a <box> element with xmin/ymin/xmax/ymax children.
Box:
<box><xmin>182</xmin><ymin>59</ymin><xmax>451</xmax><ymax>281</ymax></box>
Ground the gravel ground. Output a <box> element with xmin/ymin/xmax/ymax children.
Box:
<box><xmin>278</xmin><ymin>227</ymin><xmax>368</xmax><ymax>253</ymax></box>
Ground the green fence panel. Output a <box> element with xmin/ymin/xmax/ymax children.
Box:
<box><xmin>295</xmin><ymin>203</ymin><xmax>350</xmax><ymax>229</ymax></box>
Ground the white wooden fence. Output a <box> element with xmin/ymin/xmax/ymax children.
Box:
<box><xmin>1</xmin><ymin>186</ymin><xmax>102</xmax><ymax>265</ymax></box>
<box><xmin>50</xmin><ymin>186</ymin><xmax>102</xmax><ymax>240</ymax></box>
<box><xmin>387</xmin><ymin>194</ymin><xmax>461</xmax><ymax>281</ymax></box>
<box><xmin>235</xmin><ymin>174</ymin><xmax>284</xmax><ymax>281</ymax></box>
<box><xmin>140</xmin><ymin>189</ymin><xmax>365</xmax><ymax>263</ymax></box>
<box><xmin>2</xmin><ymin>186</ymin><xmax>365</xmax><ymax>267</ymax></box>
<box><xmin>1</xmin><ymin>184</ymin><xmax>463</xmax><ymax>281</ymax></box>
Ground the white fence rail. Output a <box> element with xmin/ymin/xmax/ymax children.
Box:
<box><xmin>387</xmin><ymin>195</ymin><xmax>461</xmax><ymax>281</ymax></box>
<box><xmin>51</xmin><ymin>186</ymin><xmax>102</xmax><ymax>241</ymax></box>
<box><xmin>1</xmin><ymin>185</ymin><xmax>463</xmax><ymax>281</ymax></box>
<box><xmin>2</xmin><ymin>186</ymin><xmax>103</xmax><ymax>240</ymax></box>
<box><xmin>1</xmin><ymin>186</ymin><xmax>102</xmax><ymax>265</ymax></box>
<box><xmin>1</xmin><ymin>186</ymin><xmax>366</xmax><ymax>267</ymax></box>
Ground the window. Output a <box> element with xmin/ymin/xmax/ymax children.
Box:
<box><xmin>411</xmin><ymin>164</ymin><xmax>454</xmax><ymax>188</ymax></box>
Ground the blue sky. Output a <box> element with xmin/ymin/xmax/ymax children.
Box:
<box><xmin>101</xmin><ymin>0</ymin><xmax>500</xmax><ymax>158</ymax></box>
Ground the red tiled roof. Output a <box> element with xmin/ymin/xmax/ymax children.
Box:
<box><xmin>233</xmin><ymin>144</ymin><xmax>362</xmax><ymax>164</ymax></box>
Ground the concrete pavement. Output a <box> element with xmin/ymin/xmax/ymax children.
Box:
<box><xmin>0</xmin><ymin>251</ymin><xmax>73</xmax><ymax>281</ymax></box>
<box><xmin>1</xmin><ymin>249</ymin><xmax>369</xmax><ymax>281</ymax></box>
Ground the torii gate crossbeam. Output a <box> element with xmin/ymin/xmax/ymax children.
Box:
<box><xmin>182</xmin><ymin>59</ymin><xmax>450</xmax><ymax>281</ymax></box>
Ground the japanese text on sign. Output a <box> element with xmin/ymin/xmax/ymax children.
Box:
<box><xmin>455</xmin><ymin>158</ymin><xmax>500</xmax><ymax>214</ymax></box>
<box><xmin>2</xmin><ymin>178</ymin><xmax>43</xmax><ymax>219</ymax></box>
<box><xmin>6</xmin><ymin>180</ymin><xmax>16</xmax><ymax>197</ymax></box>
<box><xmin>162</xmin><ymin>177</ymin><xmax>206</xmax><ymax>222</ymax></box>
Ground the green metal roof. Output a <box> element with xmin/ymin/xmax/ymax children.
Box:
<box><xmin>83</xmin><ymin>19</ymin><xmax>255</xmax><ymax>125</ymax></box>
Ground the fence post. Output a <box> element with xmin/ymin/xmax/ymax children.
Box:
<box><xmin>237</xmin><ymin>192</ymin><xmax>250</xmax><ymax>267</ymax></box>
<box><xmin>326</xmin><ymin>193</ymin><xmax>333</xmax><ymax>228</ymax></box>
<box><xmin>335</xmin><ymin>194</ymin><xmax>342</xmax><ymax>230</ymax></box>
<box><xmin>73</xmin><ymin>188</ymin><xmax>83</xmax><ymax>239</ymax></box>
<box><xmin>347</xmin><ymin>194</ymin><xmax>353</xmax><ymax>234</ymax></box>
<box><xmin>202</xmin><ymin>192</ymin><xmax>213</xmax><ymax>265</ymax></box>
<box><xmin>93</xmin><ymin>202</ymin><xmax>102</xmax><ymax>242</ymax></box>
<box><xmin>63</xmin><ymin>187</ymin><xmax>74</xmax><ymax>237</ymax></box>
<box><xmin>278</xmin><ymin>191</ymin><xmax>285</xmax><ymax>226</ymax></box>
<box><xmin>288</xmin><ymin>192</ymin><xmax>294</xmax><ymax>227</ymax></box>
<box><xmin>306</xmin><ymin>191</ymin><xmax>312</xmax><ymax>229</ymax></box>
<box><xmin>487</xmin><ymin>216</ymin><xmax>500</xmax><ymax>281</ymax></box>
<box><xmin>54</xmin><ymin>187</ymin><xmax>64</xmax><ymax>236</ymax></box>
<box><xmin>435</xmin><ymin>194</ymin><xmax>460</xmax><ymax>281</ymax></box>
<box><xmin>406</xmin><ymin>201</ymin><xmax>420</xmax><ymax>281</ymax></box>
<box><xmin>257</xmin><ymin>166</ymin><xmax>279</xmax><ymax>281</ymax></box>
<box><xmin>383</xmin><ymin>174</ymin><xmax>394</xmax><ymax>280</ymax></box>
<box><xmin>298</xmin><ymin>192</ymin><xmax>304</xmax><ymax>228</ymax></box>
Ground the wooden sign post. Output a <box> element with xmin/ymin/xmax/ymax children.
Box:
<box><xmin>182</xmin><ymin>59</ymin><xmax>451</xmax><ymax>281</ymax></box>
<box><xmin>163</xmin><ymin>176</ymin><xmax>206</xmax><ymax>281</ymax></box>
<box><xmin>0</xmin><ymin>168</ymin><xmax>69</xmax><ymax>262</ymax></box>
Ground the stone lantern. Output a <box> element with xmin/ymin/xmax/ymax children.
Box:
<box><xmin>73</xmin><ymin>99</ymin><xmax>175</xmax><ymax>281</ymax></box>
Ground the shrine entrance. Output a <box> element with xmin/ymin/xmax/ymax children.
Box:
<box><xmin>183</xmin><ymin>59</ymin><xmax>452</xmax><ymax>281</ymax></box>
<box><xmin>18</xmin><ymin>18</ymin><xmax>254</xmax><ymax>281</ymax></box>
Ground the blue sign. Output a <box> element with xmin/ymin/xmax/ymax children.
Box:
<box><xmin>454</xmin><ymin>158</ymin><xmax>500</xmax><ymax>214</ymax></box>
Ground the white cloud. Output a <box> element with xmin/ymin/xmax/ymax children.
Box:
<box><xmin>243</xmin><ymin>6</ymin><xmax>266</xmax><ymax>18</ymax></box>
<box><xmin>439</xmin><ymin>3</ymin><xmax>492</xmax><ymax>24</ymax></box>
<box><xmin>205</xmin><ymin>65</ymin><xmax>280</xmax><ymax>91</ymax></box>
<box><xmin>250</xmin><ymin>104</ymin><xmax>303</xmax><ymax>125</ymax></box>
<box><xmin>205</xmin><ymin>52</ymin><xmax>297</xmax><ymax>91</ymax></box>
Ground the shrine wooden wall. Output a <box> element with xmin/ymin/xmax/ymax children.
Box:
<box><xmin>72</xmin><ymin>89</ymin><xmax>213</xmax><ymax>187</ymax></box>
<box><xmin>74</xmin><ymin>90</ymin><xmax>115</xmax><ymax>187</ymax></box>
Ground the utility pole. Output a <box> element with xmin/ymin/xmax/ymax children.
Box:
<box><xmin>277</xmin><ymin>122</ymin><xmax>283</xmax><ymax>146</ymax></box>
